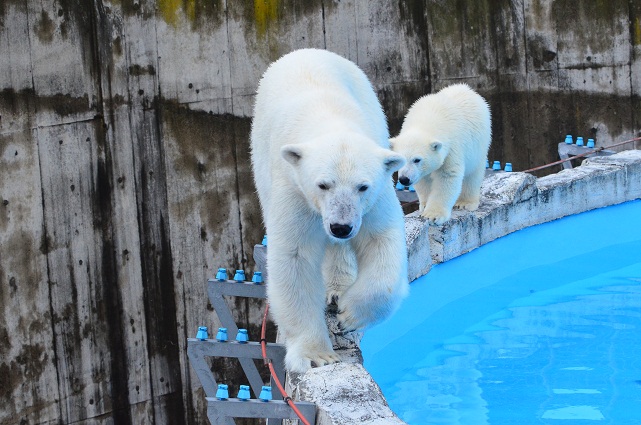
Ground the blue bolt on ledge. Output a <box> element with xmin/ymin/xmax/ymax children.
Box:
<box><xmin>237</xmin><ymin>385</ymin><xmax>251</xmax><ymax>401</ymax></box>
<box><xmin>576</xmin><ymin>136</ymin><xmax>584</xmax><ymax>146</ymax></box>
<box><xmin>196</xmin><ymin>326</ymin><xmax>208</xmax><ymax>341</ymax></box>
<box><xmin>262</xmin><ymin>235</ymin><xmax>267</xmax><ymax>246</ymax></box>
<box><xmin>492</xmin><ymin>160</ymin><xmax>501</xmax><ymax>171</ymax></box>
<box><xmin>504</xmin><ymin>162</ymin><xmax>513</xmax><ymax>172</ymax></box>
<box><xmin>587</xmin><ymin>138</ymin><xmax>595</xmax><ymax>148</ymax></box>
<box><xmin>216</xmin><ymin>327</ymin><xmax>228</xmax><ymax>342</ymax></box>
<box><xmin>259</xmin><ymin>386</ymin><xmax>272</xmax><ymax>402</ymax></box>
<box><xmin>216</xmin><ymin>384</ymin><xmax>229</xmax><ymax>400</ymax></box>
<box><xmin>252</xmin><ymin>271</ymin><xmax>263</xmax><ymax>284</ymax></box>
<box><xmin>216</xmin><ymin>268</ymin><xmax>227</xmax><ymax>281</ymax></box>
<box><xmin>233</xmin><ymin>270</ymin><xmax>245</xmax><ymax>282</ymax></box>
<box><xmin>236</xmin><ymin>329</ymin><xmax>249</xmax><ymax>343</ymax></box>
<box><xmin>565</xmin><ymin>134</ymin><xmax>574</xmax><ymax>144</ymax></box>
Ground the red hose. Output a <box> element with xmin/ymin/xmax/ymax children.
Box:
<box><xmin>260</xmin><ymin>303</ymin><xmax>312</xmax><ymax>425</ymax></box>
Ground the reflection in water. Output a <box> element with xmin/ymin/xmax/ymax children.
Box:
<box><xmin>362</xmin><ymin>201</ymin><xmax>641</xmax><ymax>425</ymax></box>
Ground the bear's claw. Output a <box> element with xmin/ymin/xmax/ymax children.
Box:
<box><xmin>285</xmin><ymin>345</ymin><xmax>341</xmax><ymax>373</ymax></box>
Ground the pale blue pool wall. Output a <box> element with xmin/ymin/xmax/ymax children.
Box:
<box><xmin>289</xmin><ymin>150</ymin><xmax>641</xmax><ymax>425</ymax></box>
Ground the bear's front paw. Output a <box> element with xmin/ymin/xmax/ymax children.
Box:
<box><xmin>337</xmin><ymin>309</ymin><xmax>368</xmax><ymax>333</ymax></box>
<box><xmin>421</xmin><ymin>207</ymin><xmax>451</xmax><ymax>225</ymax></box>
<box><xmin>454</xmin><ymin>199</ymin><xmax>480</xmax><ymax>211</ymax></box>
<box><xmin>285</xmin><ymin>345</ymin><xmax>341</xmax><ymax>373</ymax></box>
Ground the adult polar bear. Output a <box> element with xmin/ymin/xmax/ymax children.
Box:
<box><xmin>250</xmin><ymin>49</ymin><xmax>408</xmax><ymax>373</ymax></box>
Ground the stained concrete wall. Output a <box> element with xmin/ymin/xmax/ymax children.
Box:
<box><xmin>1</xmin><ymin>1</ymin><xmax>641</xmax><ymax>424</ymax></box>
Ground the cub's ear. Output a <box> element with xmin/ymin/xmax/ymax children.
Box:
<box><xmin>430</xmin><ymin>141</ymin><xmax>443</xmax><ymax>151</ymax></box>
<box><xmin>281</xmin><ymin>144</ymin><xmax>304</xmax><ymax>165</ymax></box>
<box><xmin>382</xmin><ymin>151</ymin><xmax>406</xmax><ymax>173</ymax></box>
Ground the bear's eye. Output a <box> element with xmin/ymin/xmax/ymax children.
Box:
<box><xmin>358</xmin><ymin>185</ymin><xmax>369</xmax><ymax>192</ymax></box>
<box><xmin>318</xmin><ymin>183</ymin><xmax>329</xmax><ymax>190</ymax></box>
<box><xmin>413</xmin><ymin>158</ymin><xmax>421</xmax><ymax>164</ymax></box>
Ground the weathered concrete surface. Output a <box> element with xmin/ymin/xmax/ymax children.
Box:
<box><xmin>294</xmin><ymin>150</ymin><xmax>641</xmax><ymax>425</ymax></box>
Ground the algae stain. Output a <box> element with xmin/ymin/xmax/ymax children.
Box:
<box><xmin>254</xmin><ymin>0</ymin><xmax>278</xmax><ymax>36</ymax></box>
<box><xmin>634</xmin><ymin>17</ymin><xmax>641</xmax><ymax>46</ymax></box>
<box><xmin>158</xmin><ymin>0</ymin><xmax>181</xmax><ymax>27</ymax></box>
<box><xmin>157</xmin><ymin>0</ymin><xmax>223</xmax><ymax>30</ymax></box>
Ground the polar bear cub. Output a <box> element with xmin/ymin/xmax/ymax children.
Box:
<box><xmin>391</xmin><ymin>83</ymin><xmax>491</xmax><ymax>225</ymax></box>
<box><xmin>250</xmin><ymin>49</ymin><xmax>409</xmax><ymax>373</ymax></box>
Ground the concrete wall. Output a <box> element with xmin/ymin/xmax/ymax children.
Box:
<box><xmin>2</xmin><ymin>1</ymin><xmax>641</xmax><ymax>424</ymax></box>
<box><xmin>295</xmin><ymin>149</ymin><xmax>641</xmax><ymax>425</ymax></box>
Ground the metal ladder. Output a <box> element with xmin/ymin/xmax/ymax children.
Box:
<box><xmin>187</xmin><ymin>243</ymin><xmax>316</xmax><ymax>424</ymax></box>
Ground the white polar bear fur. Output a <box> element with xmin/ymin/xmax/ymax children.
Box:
<box><xmin>250</xmin><ymin>48</ymin><xmax>409</xmax><ymax>373</ymax></box>
<box><xmin>391</xmin><ymin>83</ymin><xmax>491</xmax><ymax>225</ymax></box>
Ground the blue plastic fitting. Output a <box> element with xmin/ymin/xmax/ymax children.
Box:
<box><xmin>215</xmin><ymin>268</ymin><xmax>227</xmax><ymax>281</ymax></box>
<box><xmin>233</xmin><ymin>270</ymin><xmax>245</xmax><ymax>282</ymax></box>
<box><xmin>504</xmin><ymin>163</ymin><xmax>513</xmax><ymax>172</ymax></box>
<box><xmin>395</xmin><ymin>180</ymin><xmax>404</xmax><ymax>190</ymax></box>
<box><xmin>237</xmin><ymin>385</ymin><xmax>251</xmax><ymax>401</ymax></box>
<box><xmin>216</xmin><ymin>384</ymin><xmax>229</xmax><ymax>400</ymax></box>
<box><xmin>492</xmin><ymin>160</ymin><xmax>501</xmax><ymax>171</ymax></box>
<box><xmin>576</xmin><ymin>136</ymin><xmax>584</xmax><ymax>146</ymax></box>
<box><xmin>262</xmin><ymin>235</ymin><xmax>267</xmax><ymax>246</ymax></box>
<box><xmin>196</xmin><ymin>326</ymin><xmax>208</xmax><ymax>341</ymax></box>
<box><xmin>409</xmin><ymin>185</ymin><xmax>416</xmax><ymax>192</ymax></box>
<box><xmin>252</xmin><ymin>271</ymin><xmax>263</xmax><ymax>284</ymax></box>
<box><xmin>216</xmin><ymin>327</ymin><xmax>228</xmax><ymax>342</ymax></box>
<box><xmin>486</xmin><ymin>159</ymin><xmax>490</xmax><ymax>168</ymax></box>
<box><xmin>259</xmin><ymin>386</ymin><xmax>272</xmax><ymax>402</ymax></box>
<box><xmin>564</xmin><ymin>134</ymin><xmax>573</xmax><ymax>145</ymax></box>
<box><xmin>236</xmin><ymin>329</ymin><xmax>249</xmax><ymax>343</ymax></box>
<box><xmin>587</xmin><ymin>138</ymin><xmax>595</xmax><ymax>148</ymax></box>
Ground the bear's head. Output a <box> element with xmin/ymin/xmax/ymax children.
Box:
<box><xmin>390</xmin><ymin>130</ymin><xmax>449</xmax><ymax>186</ymax></box>
<box><xmin>281</xmin><ymin>134</ymin><xmax>405</xmax><ymax>241</ymax></box>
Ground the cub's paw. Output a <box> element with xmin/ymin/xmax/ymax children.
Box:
<box><xmin>285</xmin><ymin>346</ymin><xmax>341</xmax><ymax>373</ymax></box>
<box><xmin>421</xmin><ymin>207</ymin><xmax>451</xmax><ymax>225</ymax></box>
<box><xmin>454</xmin><ymin>199</ymin><xmax>480</xmax><ymax>211</ymax></box>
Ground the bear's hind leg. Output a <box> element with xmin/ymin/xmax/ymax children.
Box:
<box><xmin>455</xmin><ymin>165</ymin><xmax>484</xmax><ymax>211</ymax></box>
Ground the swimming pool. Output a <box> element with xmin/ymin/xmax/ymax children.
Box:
<box><xmin>361</xmin><ymin>200</ymin><xmax>641</xmax><ymax>424</ymax></box>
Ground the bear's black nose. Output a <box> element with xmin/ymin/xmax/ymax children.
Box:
<box><xmin>330</xmin><ymin>223</ymin><xmax>353</xmax><ymax>239</ymax></box>
<box><xmin>399</xmin><ymin>176</ymin><xmax>410</xmax><ymax>186</ymax></box>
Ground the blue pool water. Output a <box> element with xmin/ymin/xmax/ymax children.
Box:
<box><xmin>361</xmin><ymin>200</ymin><xmax>641</xmax><ymax>424</ymax></box>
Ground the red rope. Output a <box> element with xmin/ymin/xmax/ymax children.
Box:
<box><xmin>522</xmin><ymin>136</ymin><xmax>641</xmax><ymax>173</ymax></box>
<box><xmin>260</xmin><ymin>303</ymin><xmax>312</xmax><ymax>425</ymax></box>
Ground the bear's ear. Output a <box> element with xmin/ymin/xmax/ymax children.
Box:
<box><xmin>281</xmin><ymin>144</ymin><xmax>304</xmax><ymax>165</ymax></box>
<box><xmin>383</xmin><ymin>151</ymin><xmax>406</xmax><ymax>173</ymax></box>
<box><xmin>430</xmin><ymin>141</ymin><xmax>443</xmax><ymax>151</ymax></box>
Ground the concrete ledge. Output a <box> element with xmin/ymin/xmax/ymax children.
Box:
<box><xmin>425</xmin><ymin>150</ymin><xmax>641</xmax><ymax>266</ymax></box>
<box><xmin>290</xmin><ymin>150</ymin><xmax>641</xmax><ymax>425</ymax></box>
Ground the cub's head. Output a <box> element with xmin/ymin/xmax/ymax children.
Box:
<box><xmin>390</xmin><ymin>130</ymin><xmax>448</xmax><ymax>186</ymax></box>
<box><xmin>281</xmin><ymin>135</ymin><xmax>405</xmax><ymax>241</ymax></box>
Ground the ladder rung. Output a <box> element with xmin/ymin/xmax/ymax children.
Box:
<box><xmin>188</xmin><ymin>338</ymin><xmax>285</xmax><ymax>359</ymax></box>
<box><xmin>208</xmin><ymin>278</ymin><xmax>267</xmax><ymax>298</ymax></box>
<box><xmin>206</xmin><ymin>397</ymin><xmax>316</xmax><ymax>422</ymax></box>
